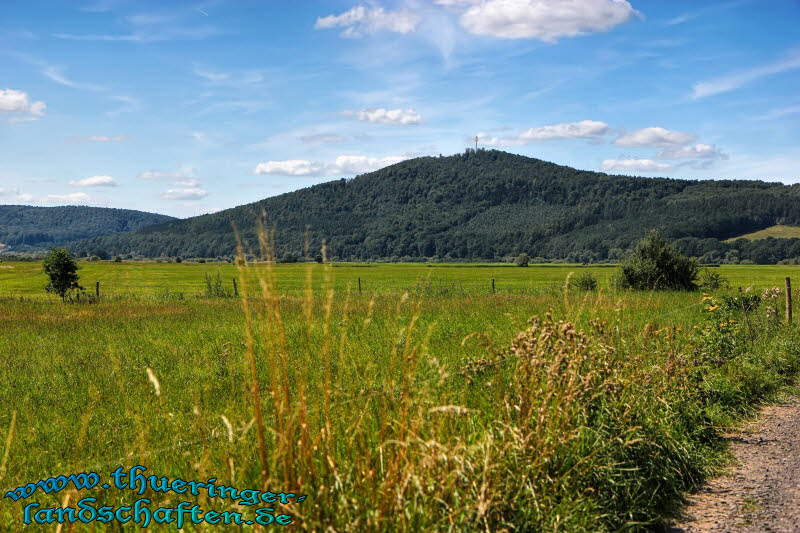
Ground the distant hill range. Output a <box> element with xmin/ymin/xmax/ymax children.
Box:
<box><xmin>0</xmin><ymin>205</ymin><xmax>175</xmax><ymax>251</ymax></box>
<box><xmin>56</xmin><ymin>150</ymin><xmax>800</xmax><ymax>263</ymax></box>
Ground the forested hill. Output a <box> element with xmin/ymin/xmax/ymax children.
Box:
<box><xmin>0</xmin><ymin>205</ymin><xmax>175</xmax><ymax>250</ymax></box>
<box><xmin>69</xmin><ymin>150</ymin><xmax>800</xmax><ymax>262</ymax></box>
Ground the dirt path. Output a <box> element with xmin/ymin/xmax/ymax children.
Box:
<box><xmin>671</xmin><ymin>393</ymin><xmax>800</xmax><ymax>532</ymax></box>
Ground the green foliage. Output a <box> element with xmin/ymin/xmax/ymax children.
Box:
<box><xmin>204</xmin><ymin>270</ymin><xmax>230</xmax><ymax>298</ymax></box>
<box><xmin>616</xmin><ymin>231</ymin><xmax>699</xmax><ymax>291</ymax></box>
<box><xmin>175</xmin><ymin>256</ymin><xmax>182</xmax><ymax>263</ymax></box>
<box><xmin>113</xmin><ymin>255</ymin><xmax>123</xmax><ymax>262</ymax></box>
<box><xmin>62</xmin><ymin>150</ymin><xmax>800</xmax><ymax>263</ymax></box>
<box><xmin>515</xmin><ymin>253</ymin><xmax>530</xmax><ymax>267</ymax></box>
<box><xmin>698</xmin><ymin>267</ymin><xmax>729</xmax><ymax>291</ymax></box>
<box><xmin>571</xmin><ymin>270</ymin><xmax>598</xmax><ymax>291</ymax></box>
<box><xmin>0</xmin><ymin>205</ymin><xmax>173</xmax><ymax>251</ymax></box>
<box><xmin>3</xmin><ymin>265</ymin><xmax>800</xmax><ymax>530</ymax></box>
<box><xmin>42</xmin><ymin>247</ymin><xmax>82</xmax><ymax>300</ymax></box>
<box><xmin>720</xmin><ymin>292</ymin><xmax>761</xmax><ymax>313</ymax></box>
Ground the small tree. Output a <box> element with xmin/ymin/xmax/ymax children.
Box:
<box><xmin>615</xmin><ymin>230</ymin><xmax>698</xmax><ymax>290</ymax></box>
<box><xmin>43</xmin><ymin>248</ymin><xmax>83</xmax><ymax>300</ymax></box>
<box><xmin>515</xmin><ymin>253</ymin><xmax>530</xmax><ymax>267</ymax></box>
<box><xmin>175</xmin><ymin>256</ymin><xmax>182</xmax><ymax>263</ymax></box>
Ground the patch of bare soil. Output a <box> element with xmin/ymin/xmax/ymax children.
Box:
<box><xmin>671</xmin><ymin>393</ymin><xmax>800</xmax><ymax>532</ymax></box>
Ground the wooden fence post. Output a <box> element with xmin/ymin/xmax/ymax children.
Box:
<box><xmin>358</xmin><ymin>277</ymin><xmax>362</xmax><ymax>294</ymax></box>
<box><xmin>233</xmin><ymin>278</ymin><xmax>238</xmax><ymax>297</ymax></box>
<box><xmin>95</xmin><ymin>281</ymin><xmax>100</xmax><ymax>298</ymax></box>
<box><xmin>492</xmin><ymin>278</ymin><xmax>495</xmax><ymax>294</ymax></box>
<box><xmin>786</xmin><ymin>277</ymin><xmax>792</xmax><ymax>325</ymax></box>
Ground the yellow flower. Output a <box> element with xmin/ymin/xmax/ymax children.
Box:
<box><xmin>701</xmin><ymin>295</ymin><xmax>713</xmax><ymax>302</ymax></box>
<box><xmin>720</xmin><ymin>322</ymin><xmax>728</xmax><ymax>327</ymax></box>
<box><xmin>705</xmin><ymin>305</ymin><xmax>719</xmax><ymax>311</ymax></box>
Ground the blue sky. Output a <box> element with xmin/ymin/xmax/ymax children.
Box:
<box><xmin>2</xmin><ymin>0</ymin><xmax>799</xmax><ymax>218</ymax></box>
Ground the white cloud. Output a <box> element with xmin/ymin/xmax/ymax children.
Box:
<box><xmin>138</xmin><ymin>168</ymin><xmax>194</xmax><ymax>181</ymax></box>
<box><xmin>44</xmin><ymin>192</ymin><xmax>92</xmax><ymax>204</ymax></box>
<box><xmin>69</xmin><ymin>175</ymin><xmax>119</xmax><ymax>187</ymax></box>
<box><xmin>761</xmin><ymin>104</ymin><xmax>800</xmax><ymax>120</ymax></box>
<box><xmin>692</xmin><ymin>51</ymin><xmax>800</xmax><ymax>99</ymax></box>
<box><xmin>0</xmin><ymin>89</ymin><xmax>46</xmax><ymax>122</ymax></box>
<box><xmin>53</xmin><ymin>25</ymin><xmax>221</xmax><ymax>43</ymax></box>
<box><xmin>342</xmin><ymin>107</ymin><xmax>423</xmax><ymax>125</ymax></box>
<box><xmin>328</xmin><ymin>155</ymin><xmax>406</xmax><ymax>174</ymax></box>
<box><xmin>479</xmin><ymin>120</ymin><xmax>610</xmax><ymax>146</ymax></box>
<box><xmin>254</xmin><ymin>160</ymin><xmax>323</xmax><ymax>176</ymax></box>
<box><xmin>253</xmin><ymin>155</ymin><xmax>407</xmax><ymax>176</ymax></box>
<box><xmin>614</xmin><ymin>126</ymin><xmax>695</xmax><ymax>147</ymax></box>
<box><xmin>658</xmin><ymin>143</ymin><xmax>727</xmax><ymax>160</ymax></box>
<box><xmin>453</xmin><ymin>0</ymin><xmax>638</xmax><ymax>42</ymax></box>
<box><xmin>161</xmin><ymin>188</ymin><xmax>208</xmax><ymax>200</ymax></box>
<box><xmin>601</xmin><ymin>159</ymin><xmax>672</xmax><ymax>173</ymax></box>
<box><xmin>315</xmin><ymin>6</ymin><xmax>420</xmax><ymax>38</ymax></box>
<box><xmin>41</xmin><ymin>65</ymin><xmax>106</xmax><ymax>91</ymax></box>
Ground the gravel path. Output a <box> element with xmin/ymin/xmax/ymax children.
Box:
<box><xmin>671</xmin><ymin>394</ymin><xmax>800</xmax><ymax>532</ymax></box>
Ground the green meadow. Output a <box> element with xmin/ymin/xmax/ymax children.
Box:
<box><xmin>1</xmin><ymin>260</ymin><xmax>798</xmax><ymax>298</ymax></box>
<box><xmin>1</xmin><ymin>260</ymin><xmax>800</xmax><ymax>530</ymax></box>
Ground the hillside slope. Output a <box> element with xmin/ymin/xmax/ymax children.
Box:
<box><xmin>0</xmin><ymin>205</ymin><xmax>175</xmax><ymax>250</ymax></box>
<box><xmin>70</xmin><ymin>150</ymin><xmax>800</xmax><ymax>261</ymax></box>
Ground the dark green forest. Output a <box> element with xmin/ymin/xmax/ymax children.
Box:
<box><xmin>0</xmin><ymin>205</ymin><xmax>174</xmax><ymax>250</ymax></box>
<box><xmin>29</xmin><ymin>150</ymin><xmax>800</xmax><ymax>263</ymax></box>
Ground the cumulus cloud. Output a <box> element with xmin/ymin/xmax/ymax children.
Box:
<box><xmin>601</xmin><ymin>159</ymin><xmax>672</xmax><ymax>173</ymax></box>
<box><xmin>253</xmin><ymin>155</ymin><xmax>407</xmax><ymax>176</ymax></box>
<box><xmin>0</xmin><ymin>88</ymin><xmax>46</xmax><ymax>122</ymax></box>
<box><xmin>315</xmin><ymin>5</ymin><xmax>420</xmax><ymax>38</ymax></box>
<box><xmin>658</xmin><ymin>143</ymin><xmax>727</xmax><ymax>160</ymax></box>
<box><xmin>253</xmin><ymin>160</ymin><xmax>323</xmax><ymax>176</ymax></box>
<box><xmin>161</xmin><ymin>188</ymin><xmax>208</xmax><ymax>200</ymax></box>
<box><xmin>342</xmin><ymin>107</ymin><xmax>423</xmax><ymax>125</ymax></box>
<box><xmin>453</xmin><ymin>0</ymin><xmax>638</xmax><ymax>41</ymax></box>
<box><xmin>328</xmin><ymin>155</ymin><xmax>407</xmax><ymax>174</ymax></box>
<box><xmin>479</xmin><ymin>120</ymin><xmax>610</xmax><ymax>146</ymax></box>
<box><xmin>614</xmin><ymin>126</ymin><xmax>695</xmax><ymax>147</ymax></box>
<box><xmin>69</xmin><ymin>175</ymin><xmax>119</xmax><ymax>187</ymax></box>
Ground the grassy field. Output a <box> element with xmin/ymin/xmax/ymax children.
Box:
<box><xmin>1</xmin><ymin>260</ymin><xmax>798</xmax><ymax>298</ymax></box>
<box><xmin>1</xmin><ymin>260</ymin><xmax>800</xmax><ymax>530</ymax></box>
<box><xmin>725</xmin><ymin>224</ymin><xmax>800</xmax><ymax>241</ymax></box>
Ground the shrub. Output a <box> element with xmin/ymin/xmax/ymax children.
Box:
<box><xmin>113</xmin><ymin>256</ymin><xmax>123</xmax><ymax>263</ymax></box>
<box><xmin>698</xmin><ymin>267</ymin><xmax>729</xmax><ymax>291</ymax></box>
<box><xmin>615</xmin><ymin>230</ymin><xmax>699</xmax><ymax>291</ymax></box>
<box><xmin>43</xmin><ymin>248</ymin><xmax>83</xmax><ymax>300</ymax></box>
<box><xmin>175</xmin><ymin>256</ymin><xmax>182</xmax><ymax>263</ymax></box>
<box><xmin>515</xmin><ymin>253</ymin><xmax>530</xmax><ymax>267</ymax></box>
<box><xmin>571</xmin><ymin>271</ymin><xmax>598</xmax><ymax>291</ymax></box>
<box><xmin>204</xmin><ymin>271</ymin><xmax>229</xmax><ymax>298</ymax></box>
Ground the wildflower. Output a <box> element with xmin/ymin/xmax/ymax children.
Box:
<box><xmin>701</xmin><ymin>295</ymin><xmax>713</xmax><ymax>302</ymax></box>
<box><xmin>705</xmin><ymin>305</ymin><xmax>719</xmax><ymax>311</ymax></box>
<box><xmin>720</xmin><ymin>322</ymin><xmax>728</xmax><ymax>327</ymax></box>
